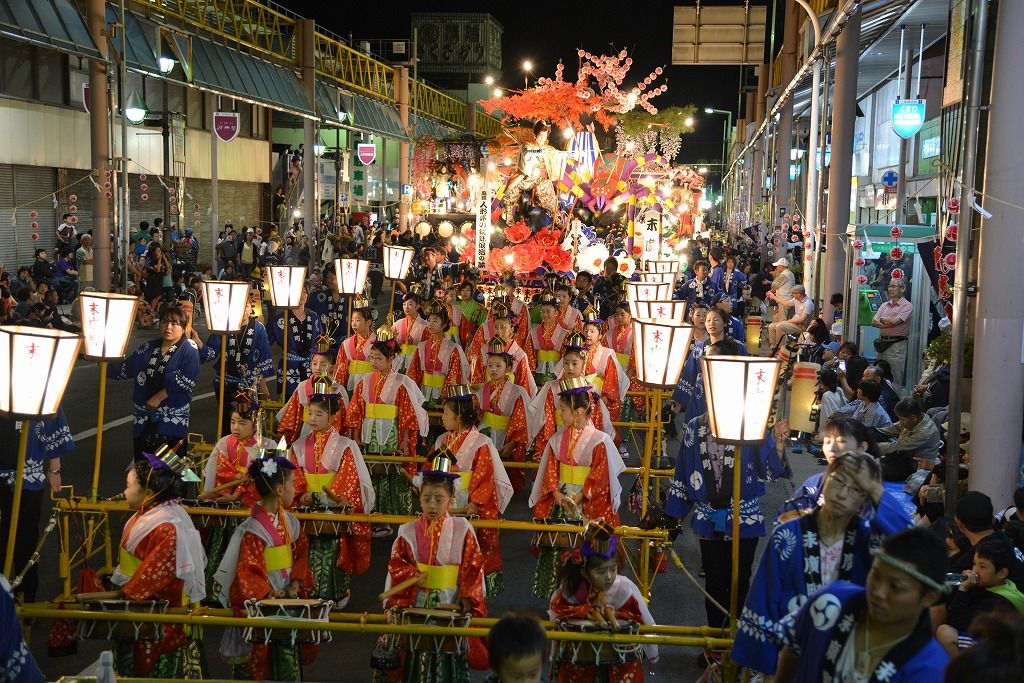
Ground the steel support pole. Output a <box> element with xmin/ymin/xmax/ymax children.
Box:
<box><xmin>87</xmin><ymin>0</ymin><xmax>111</xmax><ymax>291</ymax></box>
<box><xmin>300</xmin><ymin>19</ymin><xmax>316</xmax><ymax>261</ymax></box>
<box><xmin>895</xmin><ymin>47</ymin><xmax>913</xmax><ymax>224</ymax></box>
<box><xmin>3</xmin><ymin>426</ymin><xmax>31</xmax><ymax>577</ymax></box>
<box><xmin>814</xmin><ymin>45</ymin><xmax>833</xmax><ymax>304</ymax></box>
<box><xmin>398</xmin><ymin>67</ymin><xmax>411</xmax><ymax>235</ymax></box>
<box><xmin>118</xmin><ymin>0</ymin><xmax>130</xmax><ymax>293</ymax></box>
<box><xmin>823</xmin><ymin>6</ymin><xmax>861</xmax><ymax>325</ymax></box>
<box><xmin>794</xmin><ymin>0</ymin><xmax>822</xmax><ymax>298</ymax></box>
<box><xmin>773</xmin><ymin>0</ymin><xmax>800</xmax><ymax>241</ymax></box>
<box><xmin>210</xmin><ymin>94</ymin><xmax>219</xmax><ymax>268</ymax></box>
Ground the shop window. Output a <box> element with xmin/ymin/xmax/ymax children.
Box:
<box><xmin>37</xmin><ymin>49</ymin><xmax>67</xmax><ymax>105</ymax></box>
<box><xmin>1</xmin><ymin>40</ymin><xmax>34</xmax><ymax>100</ymax></box>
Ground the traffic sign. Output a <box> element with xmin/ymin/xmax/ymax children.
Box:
<box><xmin>339</xmin><ymin>192</ymin><xmax>349</xmax><ymax>204</ymax></box>
<box><xmin>881</xmin><ymin>171</ymin><xmax>899</xmax><ymax>187</ymax></box>
<box><xmin>892</xmin><ymin>98</ymin><xmax>925</xmax><ymax>139</ymax></box>
<box><xmin>401</xmin><ymin>183</ymin><xmax>413</xmax><ymax>197</ymax></box>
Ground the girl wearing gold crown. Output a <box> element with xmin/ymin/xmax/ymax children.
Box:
<box><xmin>380</xmin><ymin>449</ymin><xmax>488</xmax><ymax>682</ymax></box>
<box><xmin>214</xmin><ymin>455</ymin><xmax>314</xmax><ymax>680</ymax></box>
<box><xmin>434</xmin><ymin>386</ymin><xmax>513</xmax><ymax>596</ymax></box>
<box><xmin>110</xmin><ymin>447</ymin><xmax>207</xmax><ymax>677</ymax></box>
<box><xmin>289</xmin><ymin>392</ymin><xmax>375</xmax><ymax>608</ymax></box>
<box><xmin>529</xmin><ymin>379</ymin><xmax>624</xmax><ymax>599</ymax></box>
<box><xmin>407</xmin><ymin>301</ymin><xmax>470</xmax><ymax>409</ymax></box>
<box><xmin>334</xmin><ymin>299</ymin><xmax>377</xmax><ymax>394</ymax></box>
<box><xmin>268</xmin><ymin>287</ymin><xmax>322</xmax><ymax>398</ymax></box>
<box><xmin>392</xmin><ymin>291</ymin><xmax>428</xmax><ymax>374</ymax></box>
<box><xmin>550</xmin><ymin>523</ymin><xmax>659</xmax><ymax>681</ymax></box>
<box><xmin>554</xmin><ymin>283</ymin><xmax>583</xmax><ymax>332</ymax></box>
<box><xmin>606</xmin><ymin>301</ymin><xmax>647</xmax><ymax>429</ymax></box>
<box><xmin>276</xmin><ymin>333</ymin><xmax>350</xmax><ymax>445</ymax></box>
<box><xmin>475</xmin><ymin>339</ymin><xmax>535</xmax><ymax>492</ymax></box>
<box><xmin>525</xmin><ymin>293</ymin><xmax>570</xmax><ymax>387</ymax></box>
<box><xmin>348</xmin><ymin>339</ymin><xmax>429</xmax><ymax>516</ymax></box>
<box><xmin>579</xmin><ymin>307</ymin><xmax>630</xmax><ymax>433</ymax></box>
<box><xmin>528</xmin><ymin>333</ymin><xmax>614</xmax><ymax>457</ymax></box>
<box><xmin>469</xmin><ymin>301</ymin><xmax>537</xmax><ymax>395</ymax></box>
<box><xmin>451</xmin><ymin>280</ymin><xmax>488</xmax><ymax>347</ymax></box>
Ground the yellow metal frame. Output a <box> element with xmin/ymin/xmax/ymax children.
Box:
<box><xmin>411</xmin><ymin>80</ymin><xmax>467</xmax><ymax>130</ymax></box>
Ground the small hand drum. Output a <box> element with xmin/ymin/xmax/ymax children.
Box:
<box><xmin>400</xmin><ymin>607</ymin><xmax>472</xmax><ymax>655</ymax></box>
<box><xmin>293</xmin><ymin>506</ymin><xmax>352</xmax><ymax>536</ymax></box>
<box><xmin>243</xmin><ymin>598</ymin><xmax>334</xmax><ymax>647</ymax></box>
<box><xmin>554</xmin><ymin>618</ymin><xmax>643</xmax><ymax>666</ymax></box>
<box><xmin>530</xmin><ymin>518</ymin><xmax>583</xmax><ymax>550</ymax></box>
<box><xmin>74</xmin><ymin>598</ymin><xmax>169</xmax><ymax>642</ymax></box>
<box><xmin>188</xmin><ymin>498</ymin><xmax>244</xmax><ymax>529</ymax></box>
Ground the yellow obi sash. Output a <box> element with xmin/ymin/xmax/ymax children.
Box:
<box><xmin>483</xmin><ymin>411</ymin><xmax>510</xmax><ymax>431</ymax></box>
<box><xmin>616</xmin><ymin>352</ymin><xmax>630</xmax><ymax>368</ymax></box>
<box><xmin>416</xmin><ymin>562</ymin><xmax>459</xmax><ymax>591</ymax></box>
<box><xmin>555</xmin><ymin>411</ymin><xmax>564</xmax><ymax>426</ymax></box>
<box><xmin>537</xmin><ymin>350</ymin><xmax>561</xmax><ymax>363</ymax></box>
<box><xmin>264</xmin><ymin>543</ymin><xmax>293</xmax><ymax>572</ymax></box>
<box><xmin>349</xmin><ymin>359</ymin><xmax>372</xmax><ymax>376</ymax></box>
<box><xmin>445</xmin><ymin>326</ymin><xmax>459</xmax><ymax>338</ymax></box>
<box><xmin>400</xmin><ymin>344</ymin><xmax>417</xmax><ymax>356</ymax></box>
<box><xmin>366</xmin><ymin>403</ymin><xmax>398</xmax><ymax>420</ymax></box>
<box><xmin>424</xmin><ymin>372</ymin><xmax>445</xmax><ymax>389</ymax></box>
<box><xmin>118</xmin><ymin>548</ymin><xmax>142</xmax><ymax>578</ymax></box>
<box><xmin>586</xmin><ymin>373</ymin><xmax>605</xmax><ymax>393</ymax></box>
<box><xmin>304</xmin><ymin>472</ymin><xmax>335</xmax><ymax>492</ymax></box>
<box><xmin>457</xmin><ymin>471</ymin><xmax>472</xmax><ymax>490</ymax></box>
<box><xmin>302</xmin><ymin>406</ymin><xmax>309</xmax><ymax>423</ymax></box>
<box><xmin>559</xmin><ymin>463</ymin><xmax>591</xmax><ymax>486</ymax></box>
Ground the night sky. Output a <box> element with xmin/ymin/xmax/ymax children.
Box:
<box><xmin>286</xmin><ymin>1</ymin><xmax>774</xmax><ymax>171</ymax></box>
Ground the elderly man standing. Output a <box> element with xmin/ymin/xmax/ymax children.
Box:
<box><xmin>872</xmin><ymin>281</ymin><xmax>914</xmax><ymax>385</ymax></box>
<box><xmin>767</xmin><ymin>284</ymin><xmax>813</xmax><ymax>349</ymax></box>
<box><xmin>763</xmin><ymin>257</ymin><xmax>795</xmax><ymax>322</ymax></box>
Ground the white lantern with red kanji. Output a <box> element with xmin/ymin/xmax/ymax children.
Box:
<box><xmin>630</xmin><ymin>300</ymin><xmax>688</xmax><ymax>322</ymax></box>
<box><xmin>383</xmin><ymin>245</ymin><xmax>415</xmax><ymax>280</ymax></box>
<box><xmin>334</xmin><ymin>258</ymin><xmax>370</xmax><ymax>295</ymax></box>
<box><xmin>265</xmin><ymin>266</ymin><xmax>307</xmax><ymax>309</ymax></box>
<box><xmin>201</xmin><ymin>280</ymin><xmax>250</xmax><ymax>333</ymax></box>
<box><xmin>624</xmin><ymin>281</ymin><xmax>672</xmax><ymax>318</ymax></box>
<box><xmin>702</xmin><ymin>355</ymin><xmax>782</xmax><ymax>444</ymax></box>
<box><xmin>78</xmin><ymin>292</ymin><xmax>139</xmax><ymax>361</ymax></box>
<box><xmin>632</xmin><ymin>319</ymin><xmax>694</xmax><ymax>387</ymax></box>
<box><xmin>647</xmin><ymin>259</ymin><xmax>681</xmax><ymax>275</ymax></box>
<box><xmin>0</xmin><ymin>326</ymin><xmax>81</xmax><ymax>418</ymax></box>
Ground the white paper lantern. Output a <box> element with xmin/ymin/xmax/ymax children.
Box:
<box><xmin>265</xmin><ymin>266</ymin><xmax>307</xmax><ymax>308</ymax></box>
<box><xmin>647</xmin><ymin>259</ymin><xmax>681</xmax><ymax>275</ymax></box>
<box><xmin>201</xmin><ymin>280</ymin><xmax>251</xmax><ymax>334</ymax></box>
<box><xmin>632</xmin><ymin>319</ymin><xmax>694</xmax><ymax>388</ymax></box>
<box><xmin>415</xmin><ymin>221</ymin><xmax>432</xmax><ymax>237</ymax></box>
<box><xmin>334</xmin><ymin>258</ymin><xmax>370</xmax><ymax>295</ymax></box>
<box><xmin>788</xmin><ymin>362</ymin><xmax>821</xmax><ymax>433</ymax></box>
<box><xmin>630</xmin><ymin>300</ymin><xmax>688</xmax><ymax>322</ymax></box>
<box><xmin>78</xmin><ymin>292</ymin><xmax>139</xmax><ymax>360</ymax></box>
<box><xmin>437</xmin><ymin>220</ymin><xmax>454</xmax><ymax>238</ymax></box>
<box><xmin>636</xmin><ymin>271</ymin><xmax>676</xmax><ymax>284</ymax></box>
<box><xmin>0</xmin><ymin>326</ymin><xmax>81</xmax><ymax>418</ymax></box>
<box><xmin>624</xmin><ymin>281</ymin><xmax>673</xmax><ymax>317</ymax></box>
<box><xmin>701</xmin><ymin>355</ymin><xmax>782</xmax><ymax>444</ymax></box>
<box><xmin>383</xmin><ymin>244</ymin><xmax>415</xmax><ymax>280</ymax></box>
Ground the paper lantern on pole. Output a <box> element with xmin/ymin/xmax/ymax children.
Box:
<box><xmin>636</xmin><ymin>271</ymin><xmax>675</xmax><ymax>284</ymax></box>
<box><xmin>201</xmin><ymin>280</ymin><xmax>251</xmax><ymax>333</ymax></box>
<box><xmin>701</xmin><ymin>355</ymin><xmax>782</xmax><ymax>444</ymax></box>
<box><xmin>632</xmin><ymin>319</ymin><xmax>694</xmax><ymax>387</ymax></box>
<box><xmin>383</xmin><ymin>244</ymin><xmax>415</xmax><ymax>280</ymax></box>
<box><xmin>334</xmin><ymin>258</ymin><xmax>370</xmax><ymax>295</ymax></box>
<box><xmin>624</xmin><ymin>281</ymin><xmax>672</xmax><ymax>317</ymax></box>
<box><xmin>630</xmin><ymin>300</ymin><xmax>688</xmax><ymax>322</ymax></box>
<box><xmin>265</xmin><ymin>266</ymin><xmax>307</xmax><ymax>308</ymax></box>
<box><xmin>745</xmin><ymin>315</ymin><xmax>762</xmax><ymax>349</ymax></box>
<box><xmin>0</xmin><ymin>326</ymin><xmax>81</xmax><ymax>418</ymax></box>
<box><xmin>437</xmin><ymin>220</ymin><xmax>455</xmax><ymax>238</ymax></box>
<box><xmin>788</xmin><ymin>362</ymin><xmax>821</xmax><ymax>433</ymax></box>
<box><xmin>78</xmin><ymin>292</ymin><xmax>139</xmax><ymax>360</ymax></box>
<box><xmin>647</xmin><ymin>259</ymin><xmax>680</xmax><ymax>275</ymax></box>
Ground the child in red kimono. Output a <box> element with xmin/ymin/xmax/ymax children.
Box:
<box><xmin>475</xmin><ymin>340</ymin><xmax>534</xmax><ymax>492</ymax></box>
<box><xmin>525</xmin><ymin>294</ymin><xmax>569</xmax><ymax>387</ymax></box>
<box><xmin>214</xmin><ymin>455</ymin><xmax>315</xmax><ymax>681</ymax></box>
<box><xmin>110</xmin><ymin>447</ymin><xmax>206</xmax><ymax>677</ymax></box>
<box><xmin>529</xmin><ymin>380</ymin><xmax>625</xmax><ymax>599</ymax></box>
<box><xmin>289</xmin><ymin>392</ymin><xmax>375</xmax><ymax>609</ymax></box>
<box><xmin>434</xmin><ymin>385</ymin><xmax>513</xmax><ymax>596</ymax></box>
<box><xmin>276</xmin><ymin>332</ymin><xmax>349</xmax><ymax>445</ymax></box>
<box><xmin>554</xmin><ymin>284</ymin><xmax>583</xmax><ymax>332</ymax></box>
<box><xmin>380</xmin><ymin>452</ymin><xmax>488</xmax><ymax>682</ymax></box>
<box><xmin>581</xmin><ymin>309</ymin><xmax>630</xmax><ymax>447</ymax></box>
<box><xmin>407</xmin><ymin>302</ymin><xmax>470</xmax><ymax>409</ymax></box>
<box><xmin>605</xmin><ymin>302</ymin><xmax>646</xmax><ymax>428</ymax></box>
<box><xmin>549</xmin><ymin>522</ymin><xmax>658</xmax><ymax>682</ymax></box>
<box><xmin>392</xmin><ymin>292</ymin><xmax>428</xmax><ymax>374</ymax></box>
<box><xmin>470</xmin><ymin>304</ymin><xmax>537</xmax><ymax>395</ymax></box>
<box><xmin>335</xmin><ymin>301</ymin><xmax>377</xmax><ymax>394</ymax></box>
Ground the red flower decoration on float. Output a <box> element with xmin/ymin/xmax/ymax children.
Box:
<box><xmin>632</xmin><ymin>245</ymin><xmax>643</xmax><ymax>255</ymax></box>
<box><xmin>535</xmin><ymin>227</ymin><xmax>562</xmax><ymax>250</ymax></box>
<box><xmin>486</xmin><ymin>247</ymin><xmax>514</xmax><ymax>274</ymax></box>
<box><xmin>462</xmin><ymin>228</ymin><xmax>475</xmax><ymax>242</ymax></box>
<box><xmin>459</xmin><ymin>248</ymin><xmax>474</xmax><ymax>264</ymax></box>
<box><xmin>513</xmin><ymin>241</ymin><xmax>544</xmax><ymax>272</ymax></box>
<box><xmin>505</xmin><ymin>221</ymin><xmax>531</xmax><ymax>244</ymax></box>
<box><xmin>544</xmin><ymin>246</ymin><xmax>573</xmax><ymax>272</ymax></box>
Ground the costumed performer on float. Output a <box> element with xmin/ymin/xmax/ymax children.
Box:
<box><xmin>392</xmin><ymin>292</ymin><xmax>428</xmax><ymax>375</ymax></box>
<box><xmin>529</xmin><ymin>378</ymin><xmax>624</xmax><ymax>600</ymax></box>
<box><xmin>469</xmin><ymin>299</ymin><xmax>537</xmax><ymax>395</ymax></box>
<box><xmin>214</xmin><ymin>455</ymin><xmax>315</xmax><ymax>681</ymax></box>
<box><xmin>549</xmin><ymin>521</ymin><xmax>659</xmax><ymax>682</ymax></box>
<box><xmin>276</xmin><ymin>328</ymin><xmax>349</xmax><ymax>445</ymax></box>
<box><xmin>289</xmin><ymin>392</ymin><xmax>374</xmax><ymax>608</ymax></box>
<box><xmin>406</xmin><ymin>300</ymin><xmax>470</xmax><ymax>409</ymax></box>
<box><xmin>501</xmin><ymin>120</ymin><xmax>562</xmax><ymax>225</ymax></box>
<box><xmin>109</xmin><ymin>445</ymin><xmax>206</xmax><ymax>678</ymax></box>
<box><xmin>381</xmin><ymin>448</ymin><xmax>488</xmax><ymax>682</ymax></box>
<box><xmin>334</xmin><ymin>297</ymin><xmax>378</xmax><ymax>394</ymax></box>
<box><xmin>525</xmin><ymin>292</ymin><xmax>570</xmax><ymax>388</ymax></box>
<box><xmin>475</xmin><ymin>336</ymin><xmax>535</xmax><ymax>492</ymax></box>
<box><xmin>347</xmin><ymin>336</ymin><xmax>429</xmax><ymax>517</ymax></box>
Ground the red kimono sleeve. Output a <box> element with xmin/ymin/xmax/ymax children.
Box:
<box><xmin>229</xmin><ymin>532</ymin><xmax>274</xmax><ymax>609</ymax></box>
<box><xmin>384</xmin><ymin>535</ymin><xmax>419</xmax><ymax>611</ymax></box>
<box><xmin>533</xmin><ymin>392</ymin><xmax>557</xmax><ymax>457</ymax></box>
<box><xmin>550</xmin><ymin>589</ymin><xmax>595</xmax><ymax>621</ymax></box>
<box><xmin>120</xmin><ymin>523</ymin><xmax>184</xmax><ymax>605</ymax></box>
<box><xmin>532</xmin><ymin>442</ymin><xmax>560</xmax><ymax>520</ymax></box>
<box><xmin>444</xmin><ymin>349</ymin><xmax>465</xmax><ymax>386</ymax></box>
<box><xmin>329</xmin><ymin>449</ymin><xmax>371</xmax><ymax>575</ymax></box>
<box><xmin>524</xmin><ymin>334</ymin><xmax>537</xmax><ymax>372</ymax></box>
<box><xmin>467</xmin><ymin>446</ymin><xmax>498</xmax><ymax>518</ymax></box>
<box><xmin>289</xmin><ymin>449</ymin><xmax>309</xmax><ymax>499</ymax></box>
<box><xmin>278</xmin><ymin>392</ymin><xmax>304</xmax><ymax>445</ymax></box>
<box><xmin>406</xmin><ymin>351</ymin><xmax>424</xmax><ymax>386</ymax></box>
<box><xmin>457</xmin><ymin>529</ymin><xmax>488</xmax><ymax>618</ymax></box>
<box><xmin>396</xmin><ymin>387</ymin><xmax>422</xmax><ymax>471</ymax></box>
<box><xmin>333</xmin><ymin>348</ymin><xmax>350</xmax><ymax>388</ymax></box>
<box><xmin>468</xmin><ymin>332</ymin><xmax>486</xmax><ymax>383</ymax></box>
<box><xmin>346</xmin><ymin>388</ymin><xmax>366</xmax><ymax>441</ymax></box>
<box><xmin>291</xmin><ymin>531</ymin><xmax>314</xmax><ymax>592</ymax></box>
<box><xmin>581</xmin><ymin>444</ymin><xmax>619</xmax><ymax>526</ymax></box>
<box><xmin>601</xmin><ymin>357</ymin><xmax>622</xmax><ymax>421</ymax></box>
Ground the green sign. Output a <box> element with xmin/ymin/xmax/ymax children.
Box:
<box><xmin>892</xmin><ymin>99</ymin><xmax>926</xmax><ymax>139</ymax></box>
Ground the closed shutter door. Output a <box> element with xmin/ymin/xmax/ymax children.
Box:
<box><xmin>0</xmin><ymin>166</ymin><xmax>16</xmax><ymax>269</ymax></box>
<box><xmin>14</xmin><ymin>166</ymin><xmax>57</xmax><ymax>265</ymax></box>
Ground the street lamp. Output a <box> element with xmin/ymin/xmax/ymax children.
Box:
<box><xmin>124</xmin><ymin>88</ymin><xmax>148</xmax><ymax>124</ymax></box>
<box><xmin>698</xmin><ymin>166</ymin><xmax>709</xmax><ymax>175</ymax></box>
<box><xmin>701</xmin><ymin>353</ymin><xmax>782</xmax><ymax>628</ymax></box>
<box><xmin>0</xmin><ymin>326</ymin><xmax>81</xmax><ymax>576</ymax></box>
<box><xmin>201</xmin><ymin>280</ymin><xmax>252</xmax><ymax>438</ymax></box>
<box><xmin>484</xmin><ymin>75</ymin><xmax>494</xmax><ymax>86</ymax></box>
<box><xmin>704</xmin><ymin>108</ymin><xmax>734</xmax><ymax>173</ymax></box>
<box><xmin>522</xmin><ymin>59</ymin><xmax>533</xmax><ymax>87</ymax></box>
<box><xmin>383</xmin><ymin>244</ymin><xmax>415</xmax><ymax>314</ymax></box>
<box><xmin>265</xmin><ymin>266</ymin><xmax>307</xmax><ymax>401</ymax></box>
<box><xmin>79</xmin><ymin>292</ymin><xmax>139</xmax><ymax>500</ymax></box>
<box><xmin>624</xmin><ymin>281</ymin><xmax>672</xmax><ymax>318</ymax></box>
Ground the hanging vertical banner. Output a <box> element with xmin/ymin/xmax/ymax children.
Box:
<box><xmin>475</xmin><ymin>186</ymin><xmax>492</xmax><ymax>268</ymax></box>
<box><xmin>213</xmin><ymin>112</ymin><xmax>240</xmax><ymax>142</ymax></box>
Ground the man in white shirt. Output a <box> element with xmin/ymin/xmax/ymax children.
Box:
<box><xmin>764</xmin><ymin>257</ymin><xmax>795</xmax><ymax>322</ymax></box>
<box><xmin>768</xmin><ymin>284</ymin><xmax>814</xmax><ymax>348</ymax></box>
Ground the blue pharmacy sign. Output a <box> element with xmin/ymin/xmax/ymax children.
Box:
<box><xmin>892</xmin><ymin>99</ymin><xmax>926</xmax><ymax>139</ymax></box>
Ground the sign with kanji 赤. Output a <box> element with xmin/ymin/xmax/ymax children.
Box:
<box><xmin>214</xmin><ymin>112</ymin><xmax>240</xmax><ymax>142</ymax></box>
<box><xmin>356</xmin><ymin>143</ymin><xmax>377</xmax><ymax>165</ymax></box>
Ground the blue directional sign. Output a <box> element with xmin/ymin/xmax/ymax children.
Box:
<box><xmin>881</xmin><ymin>171</ymin><xmax>899</xmax><ymax>187</ymax></box>
<box><xmin>892</xmin><ymin>99</ymin><xmax>926</xmax><ymax>139</ymax></box>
